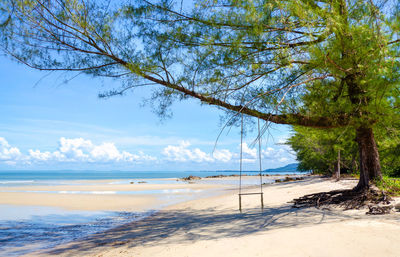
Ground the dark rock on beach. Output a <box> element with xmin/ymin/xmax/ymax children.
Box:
<box><xmin>275</xmin><ymin>176</ymin><xmax>304</xmax><ymax>183</ymax></box>
<box><xmin>205</xmin><ymin>174</ymin><xmax>239</xmax><ymax>178</ymax></box>
<box><xmin>181</xmin><ymin>175</ymin><xmax>201</xmax><ymax>181</ymax></box>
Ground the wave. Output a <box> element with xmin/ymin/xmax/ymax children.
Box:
<box><xmin>1</xmin><ymin>188</ymin><xmax>203</xmax><ymax>195</ymax></box>
<box><xmin>57</xmin><ymin>191</ymin><xmax>117</xmax><ymax>194</ymax></box>
<box><xmin>0</xmin><ymin>180</ymin><xmax>35</xmax><ymax>184</ymax></box>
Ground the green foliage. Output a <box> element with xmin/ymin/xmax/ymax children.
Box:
<box><xmin>2</xmin><ymin>0</ymin><xmax>400</xmax><ymax>186</ymax></box>
<box><xmin>288</xmin><ymin>122</ymin><xmax>400</xmax><ymax>177</ymax></box>
<box><xmin>2</xmin><ymin>0</ymin><xmax>400</xmax><ymax>124</ymax></box>
<box><xmin>376</xmin><ymin>176</ymin><xmax>400</xmax><ymax>196</ymax></box>
<box><xmin>0</xmin><ymin>0</ymin><xmax>11</xmax><ymax>27</ymax></box>
<box><xmin>287</xmin><ymin>126</ymin><xmax>357</xmax><ymax>175</ymax></box>
<box><xmin>376</xmin><ymin>126</ymin><xmax>400</xmax><ymax>177</ymax></box>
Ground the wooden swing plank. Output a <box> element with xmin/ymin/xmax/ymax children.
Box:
<box><xmin>239</xmin><ymin>192</ymin><xmax>264</xmax><ymax>196</ymax></box>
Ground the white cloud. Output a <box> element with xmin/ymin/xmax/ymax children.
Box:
<box><xmin>59</xmin><ymin>137</ymin><xmax>92</xmax><ymax>160</ymax></box>
<box><xmin>28</xmin><ymin>149</ymin><xmax>56</xmax><ymax>162</ymax></box>
<box><xmin>242</xmin><ymin>143</ymin><xmax>257</xmax><ymax>159</ymax></box>
<box><xmin>262</xmin><ymin>147</ymin><xmax>275</xmax><ymax>157</ymax></box>
<box><xmin>235</xmin><ymin>143</ymin><xmax>258</xmax><ymax>163</ymax></box>
<box><xmin>161</xmin><ymin>141</ymin><xmax>293</xmax><ymax>165</ymax></box>
<box><xmin>261</xmin><ymin>145</ymin><xmax>295</xmax><ymax>164</ymax></box>
<box><xmin>162</xmin><ymin>141</ymin><xmax>214</xmax><ymax>162</ymax></box>
<box><xmin>212</xmin><ymin>149</ymin><xmax>233</xmax><ymax>162</ymax></box>
<box><xmin>27</xmin><ymin>137</ymin><xmax>156</xmax><ymax>164</ymax></box>
<box><xmin>0</xmin><ymin>136</ymin><xmax>295</xmax><ymax>168</ymax></box>
<box><xmin>90</xmin><ymin>142</ymin><xmax>126</xmax><ymax>162</ymax></box>
<box><xmin>0</xmin><ymin>137</ymin><xmax>23</xmax><ymax>164</ymax></box>
<box><xmin>161</xmin><ymin>141</ymin><xmax>277</xmax><ymax>164</ymax></box>
<box><xmin>279</xmin><ymin>157</ymin><xmax>288</xmax><ymax>162</ymax></box>
<box><xmin>162</xmin><ymin>141</ymin><xmax>237</xmax><ymax>163</ymax></box>
<box><xmin>131</xmin><ymin>151</ymin><xmax>157</xmax><ymax>162</ymax></box>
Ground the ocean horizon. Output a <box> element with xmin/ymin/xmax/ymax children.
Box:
<box><xmin>0</xmin><ymin>168</ymin><xmax>306</xmax><ymax>255</ymax></box>
<box><xmin>0</xmin><ymin>169</ymin><xmax>305</xmax><ymax>182</ymax></box>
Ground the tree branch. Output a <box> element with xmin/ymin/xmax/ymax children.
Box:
<box><xmin>137</xmin><ymin>68</ymin><xmax>349</xmax><ymax>128</ymax></box>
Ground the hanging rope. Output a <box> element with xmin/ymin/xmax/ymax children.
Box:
<box><xmin>238</xmin><ymin>115</ymin><xmax>264</xmax><ymax>212</ymax></box>
<box><xmin>258</xmin><ymin>118</ymin><xmax>263</xmax><ymax>194</ymax></box>
<box><xmin>239</xmin><ymin>113</ymin><xmax>243</xmax><ymax>196</ymax></box>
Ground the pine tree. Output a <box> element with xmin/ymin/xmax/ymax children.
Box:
<box><xmin>1</xmin><ymin>0</ymin><xmax>400</xmax><ymax>190</ymax></box>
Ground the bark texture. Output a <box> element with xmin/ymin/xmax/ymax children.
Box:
<box><xmin>354</xmin><ymin>127</ymin><xmax>382</xmax><ymax>191</ymax></box>
<box><xmin>336</xmin><ymin>149</ymin><xmax>340</xmax><ymax>181</ymax></box>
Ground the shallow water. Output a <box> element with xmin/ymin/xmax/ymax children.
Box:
<box><xmin>0</xmin><ymin>170</ymin><xmax>306</xmax><ymax>187</ymax></box>
<box><xmin>0</xmin><ymin>188</ymin><xmax>204</xmax><ymax>195</ymax></box>
<box><xmin>0</xmin><ymin>170</ymin><xmax>300</xmax><ymax>256</ymax></box>
<box><xmin>0</xmin><ymin>205</ymin><xmax>152</xmax><ymax>257</ymax></box>
<box><xmin>0</xmin><ymin>182</ymin><xmax>225</xmax><ymax>256</ymax></box>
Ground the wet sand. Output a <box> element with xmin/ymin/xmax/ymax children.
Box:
<box><xmin>0</xmin><ymin>176</ymin><xmax>285</xmax><ymax>211</ymax></box>
<box><xmin>23</xmin><ymin>176</ymin><xmax>400</xmax><ymax>257</ymax></box>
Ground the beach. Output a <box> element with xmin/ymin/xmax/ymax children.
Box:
<box><xmin>0</xmin><ymin>174</ymin><xmax>277</xmax><ymax>256</ymax></box>
<box><xmin>8</xmin><ymin>175</ymin><xmax>399</xmax><ymax>257</ymax></box>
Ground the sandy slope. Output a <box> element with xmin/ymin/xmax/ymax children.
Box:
<box><xmin>25</xmin><ymin>177</ymin><xmax>400</xmax><ymax>257</ymax></box>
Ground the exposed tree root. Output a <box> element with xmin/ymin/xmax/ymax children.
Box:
<box><xmin>291</xmin><ymin>188</ymin><xmax>393</xmax><ymax>214</ymax></box>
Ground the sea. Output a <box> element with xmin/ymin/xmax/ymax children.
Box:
<box><xmin>0</xmin><ymin>169</ymin><xmax>304</xmax><ymax>183</ymax></box>
<box><xmin>0</xmin><ymin>170</ymin><xmax>305</xmax><ymax>256</ymax></box>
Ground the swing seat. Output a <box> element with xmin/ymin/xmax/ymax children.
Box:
<box><xmin>238</xmin><ymin>115</ymin><xmax>264</xmax><ymax>212</ymax></box>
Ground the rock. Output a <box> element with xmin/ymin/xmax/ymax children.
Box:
<box><xmin>395</xmin><ymin>203</ymin><xmax>400</xmax><ymax>212</ymax></box>
<box><xmin>138</xmin><ymin>181</ymin><xmax>147</xmax><ymax>184</ymax></box>
<box><xmin>283</xmin><ymin>177</ymin><xmax>295</xmax><ymax>182</ymax></box>
<box><xmin>284</xmin><ymin>176</ymin><xmax>296</xmax><ymax>182</ymax></box>
<box><xmin>275</xmin><ymin>176</ymin><xmax>303</xmax><ymax>183</ymax></box>
<box><xmin>182</xmin><ymin>175</ymin><xmax>201</xmax><ymax>181</ymax></box>
<box><xmin>130</xmin><ymin>181</ymin><xmax>134</xmax><ymax>184</ymax></box>
<box><xmin>205</xmin><ymin>175</ymin><xmax>225</xmax><ymax>178</ymax></box>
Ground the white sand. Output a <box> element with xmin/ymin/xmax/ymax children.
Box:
<box><xmin>22</xmin><ymin>176</ymin><xmax>400</xmax><ymax>257</ymax></box>
<box><xmin>0</xmin><ymin>179</ymin><xmax>227</xmax><ymax>211</ymax></box>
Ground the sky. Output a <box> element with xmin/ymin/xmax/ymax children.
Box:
<box><xmin>0</xmin><ymin>55</ymin><xmax>296</xmax><ymax>171</ymax></box>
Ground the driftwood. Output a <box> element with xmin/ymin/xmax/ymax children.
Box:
<box><xmin>366</xmin><ymin>205</ymin><xmax>393</xmax><ymax>215</ymax></box>
<box><xmin>291</xmin><ymin>188</ymin><xmax>393</xmax><ymax>214</ymax></box>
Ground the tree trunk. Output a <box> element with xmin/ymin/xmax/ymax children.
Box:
<box><xmin>351</xmin><ymin>155</ymin><xmax>358</xmax><ymax>173</ymax></box>
<box><xmin>354</xmin><ymin>127</ymin><xmax>382</xmax><ymax>191</ymax></box>
<box><xmin>336</xmin><ymin>149</ymin><xmax>340</xmax><ymax>181</ymax></box>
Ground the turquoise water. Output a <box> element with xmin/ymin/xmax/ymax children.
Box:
<box><xmin>0</xmin><ymin>204</ymin><xmax>153</xmax><ymax>257</ymax></box>
<box><xmin>0</xmin><ymin>170</ymin><xmax>304</xmax><ymax>186</ymax></box>
<box><xmin>0</xmin><ymin>170</ymin><xmax>303</xmax><ymax>256</ymax></box>
<box><xmin>0</xmin><ymin>188</ymin><xmax>204</xmax><ymax>195</ymax></box>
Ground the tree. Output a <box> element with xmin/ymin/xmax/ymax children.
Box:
<box><xmin>375</xmin><ymin>120</ymin><xmax>400</xmax><ymax>177</ymax></box>
<box><xmin>287</xmin><ymin>126</ymin><xmax>358</xmax><ymax>176</ymax></box>
<box><xmin>0</xmin><ymin>0</ymin><xmax>11</xmax><ymax>27</ymax></box>
<box><xmin>289</xmin><ymin>121</ymin><xmax>400</xmax><ymax>178</ymax></box>
<box><xmin>1</xmin><ymin>0</ymin><xmax>400</xmax><ymax>190</ymax></box>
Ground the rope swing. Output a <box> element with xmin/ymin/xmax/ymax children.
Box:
<box><xmin>238</xmin><ymin>114</ymin><xmax>264</xmax><ymax>212</ymax></box>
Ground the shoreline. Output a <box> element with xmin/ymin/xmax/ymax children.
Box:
<box><xmin>21</xmin><ymin>176</ymin><xmax>400</xmax><ymax>257</ymax></box>
<box><xmin>0</xmin><ymin>175</ymin><xmax>302</xmax><ymax>211</ymax></box>
<box><xmin>0</xmin><ymin>174</ymin><xmax>304</xmax><ymax>256</ymax></box>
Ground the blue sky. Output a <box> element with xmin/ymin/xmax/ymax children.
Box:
<box><xmin>0</xmin><ymin>55</ymin><xmax>296</xmax><ymax>171</ymax></box>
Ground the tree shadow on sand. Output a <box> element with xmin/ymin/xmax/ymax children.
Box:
<box><xmin>43</xmin><ymin>202</ymin><xmax>399</xmax><ymax>256</ymax></box>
